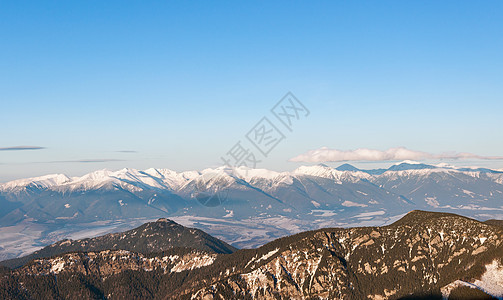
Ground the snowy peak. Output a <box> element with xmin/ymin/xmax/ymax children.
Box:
<box><xmin>0</xmin><ymin>174</ymin><xmax>71</xmax><ymax>192</ymax></box>
<box><xmin>293</xmin><ymin>164</ymin><xmax>340</xmax><ymax>179</ymax></box>
<box><xmin>2</xmin><ymin>162</ymin><xmax>502</xmax><ymax>193</ymax></box>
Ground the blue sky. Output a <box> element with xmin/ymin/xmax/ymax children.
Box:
<box><xmin>1</xmin><ymin>1</ymin><xmax>503</xmax><ymax>181</ymax></box>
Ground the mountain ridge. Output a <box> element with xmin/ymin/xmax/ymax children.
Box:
<box><xmin>0</xmin><ymin>218</ymin><xmax>236</xmax><ymax>269</ymax></box>
<box><xmin>2</xmin><ymin>162</ymin><xmax>503</xmax><ymax>190</ymax></box>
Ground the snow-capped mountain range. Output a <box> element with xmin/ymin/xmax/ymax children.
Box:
<box><xmin>4</xmin><ymin>161</ymin><xmax>502</xmax><ymax>197</ymax></box>
<box><xmin>1</xmin><ymin>161</ymin><xmax>503</xmax><ymax>260</ymax></box>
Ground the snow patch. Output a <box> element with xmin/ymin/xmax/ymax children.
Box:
<box><xmin>473</xmin><ymin>260</ymin><xmax>503</xmax><ymax>296</ymax></box>
<box><xmin>425</xmin><ymin>197</ymin><xmax>439</xmax><ymax>208</ymax></box>
<box><xmin>256</xmin><ymin>248</ymin><xmax>279</xmax><ymax>263</ymax></box>
<box><xmin>170</xmin><ymin>254</ymin><xmax>216</xmax><ymax>273</ymax></box>
<box><xmin>342</xmin><ymin>200</ymin><xmax>368</xmax><ymax>207</ymax></box>
<box><xmin>310</xmin><ymin>210</ymin><xmax>337</xmax><ymax>217</ymax></box>
<box><xmin>442</xmin><ymin>260</ymin><xmax>503</xmax><ymax>298</ymax></box>
<box><xmin>462</xmin><ymin>189</ymin><xmax>476</xmax><ymax>197</ymax></box>
<box><xmin>50</xmin><ymin>258</ymin><xmax>65</xmax><ymax>274</ymax></box>
<box><xmin>223</xmin><ymin>210</ymin><xmax>234</xmax><ymax>218</ymax></box>
<box><xmin>354</xmin><ymin>211</ymin><xmax>386</xmax><ymax>218</ymax></box>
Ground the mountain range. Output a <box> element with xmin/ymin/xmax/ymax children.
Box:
<box><xmin>1</xmin><ymin>161</ymin><xmax>503</xmax><ymax>260</ymax></box>
<box><xmin>1</xmin><ymin>211</ymin><xmax>503</xmax><ymax>299</ymax></box>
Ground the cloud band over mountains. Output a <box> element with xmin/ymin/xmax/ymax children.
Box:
<box><xmin>289</xmin><ymin>147</ymin><xmax>503</xmax><ymax>163</ymax></box>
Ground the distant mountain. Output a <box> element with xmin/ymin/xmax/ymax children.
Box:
<box><xmin>1</xmin><ymin>211</ymin><xmax>502</xmax><ymax>299</ymax></box>
<box><xmin>1</xmin><ymin>218</ymin><xmax>236</xmax><ymax>269</ymax></box>
<box><xmin>387</xmin><ymin>162</ymin><xmax>437</xmax><ymax>171</ymax></box>
<box><xmin>1</xmin><ymin>162</ymin><xmax>503</xmax><ymax>259</ymax></box>
<box><xmin>335</xmin><ymin>163</ymin><xmax>361</xmax><ymax>172</ymax></box>
<box><xmin>335</xmin><ymin>161</ymin><xmax>438</xmax><ymax>175</ymax></box>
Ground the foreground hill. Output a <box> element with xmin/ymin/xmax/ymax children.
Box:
<box><xmin>0</xmin><ymin>218</ymin><xmax>236</xmax><ymax>269</ymax></box>
<box><xmin>1</xmin><ymin>211</ymin><xmax>503</xmax><ymax>299</ymax></box>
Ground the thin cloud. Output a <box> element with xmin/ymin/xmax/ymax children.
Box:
<box><xmin>45</xmin><ymin>159</ymin><xmax>126</xmax><ymax>164</ymax></box>
<box><xmin>0</xmin><ymin>146</ymin><xmax>46</xmax><ymax>151</ymax></box>
<box><xmin>289</xmin><ymin>147</ymin><xmax>503</xmax><ymax>163</ymax></box>
<box><xmin>2</xmin><ymin>159</ymin><xmax>127</xmax><ymax>166</ymax></box>
<box><xmin>115</xmin><ymin>150</ymin><xmax>138</xmax><ymax>153</ymax></box>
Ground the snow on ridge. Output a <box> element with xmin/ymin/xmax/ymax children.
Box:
<box><xmin>379</xmin><ymin>167</ymin><xmax>457</xmax><ymax>177</ymax></box>
<box><xmin>293</xmin><ymin>165</ymin><xmax>342</xmax><ymax>180</ymax></box>
<box><xmin>170</xmin><ymin>253</ymin><xmax>217</xmax><ymax>273</ymax></box>
<box><xmin>442</xmin><ymin>260</ymin><xmax>503</xmax><ymax>298</ymax></box>
<box><xmin>234</xmin><ymin>167</ymin><xmax>284</xmax><ymax>181</ymax></box>
<box><xmin>256</xmin><ymin>248</ymin><xmax>280</xmax><ymax>263</ymax></box>
<box><xmin>473</xmin><ymin>260</ymin><xmax>503</xmax><ymax>297</ymax></box>
<box><xmin>2</xmin><ymin>163</ymin><xmax>502</xmax><ymax>192</ymax></box>
<box><xmin>198</xmin><ymin>166</ymin><xmax>287</xmax><ymax>181</ymax></box>
<box><xmin>0</xmin><ymin>173</ymin><xmax>71</xmax><ymax>191</ymax></box>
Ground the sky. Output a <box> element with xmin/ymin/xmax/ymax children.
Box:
<box><xmin>1</xmin><ymin>1</ymin><xmax>503</xmax><ymax>182</ymax></box>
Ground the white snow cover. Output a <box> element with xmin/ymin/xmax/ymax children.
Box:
<box><xmin>473</xmin><ymin>260</ymin><xmax>503</xmax><ymax>297</ymax></box>
<box><xmin>441</xmin><ymin>260</ymin><xmax>503</xmax><ymax>298</ymax></box>
<box><xmin>293</xmin><ymin>164</ymin><xmax>341</xmax><ymax>179</ymax></box>
<box><xmin>342</xmin><ymin>200</ymin><xmax>368</xmax><ymax>208</ymax></box>
<box><xmin>1</xmin><ymin>163</ymin><xmax>502</xmax><ymax>196</ymax></box>
<box><xmin>50</xmin><ymin>258</ymin><xmax>65</xmax><ymax>274</ymax></box>
<box><xmin>170</xmin><ymin>254</ymin><xmax>216</xmax><ymax>273</ymax></box>
<box><xmin>256</xmin><ymin>248</ymin><xmax>279</xmax><ymax>263</ymax></box>
<box><xmin>1</xmin><ymin>174</ymin><xmax>70</xmax><ymax>191</ymax></box>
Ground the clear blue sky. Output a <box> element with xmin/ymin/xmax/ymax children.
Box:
<box><xmin>1</xmin><ymin>1</ymin><xmax>503</xmax><ymax>181</ymax></box>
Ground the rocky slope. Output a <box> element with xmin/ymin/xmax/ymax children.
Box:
<box><xmin>1</xmin><ymin>211</ymin><xmax>503</xmax><ymax>299</ymax></box>
<box><xmin>179</xmin><ymin>211</ymin><xmax>503</xmax><ymax>299</ymax></box>
<box><xmin>0</xmin><ymin>218</ymin><xmax>236</xmax><ymax>269</ymax></box>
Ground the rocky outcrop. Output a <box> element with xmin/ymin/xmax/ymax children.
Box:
<box><xmin>19</xmin><ymin>249</ymin><xmax>217</xmax><ymax>278</ymax></box>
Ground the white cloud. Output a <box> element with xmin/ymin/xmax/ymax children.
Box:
<box><xmin>289</xmin><ymin>147</ymin><xmax>503</xmax><ymax>163</ymax></box>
